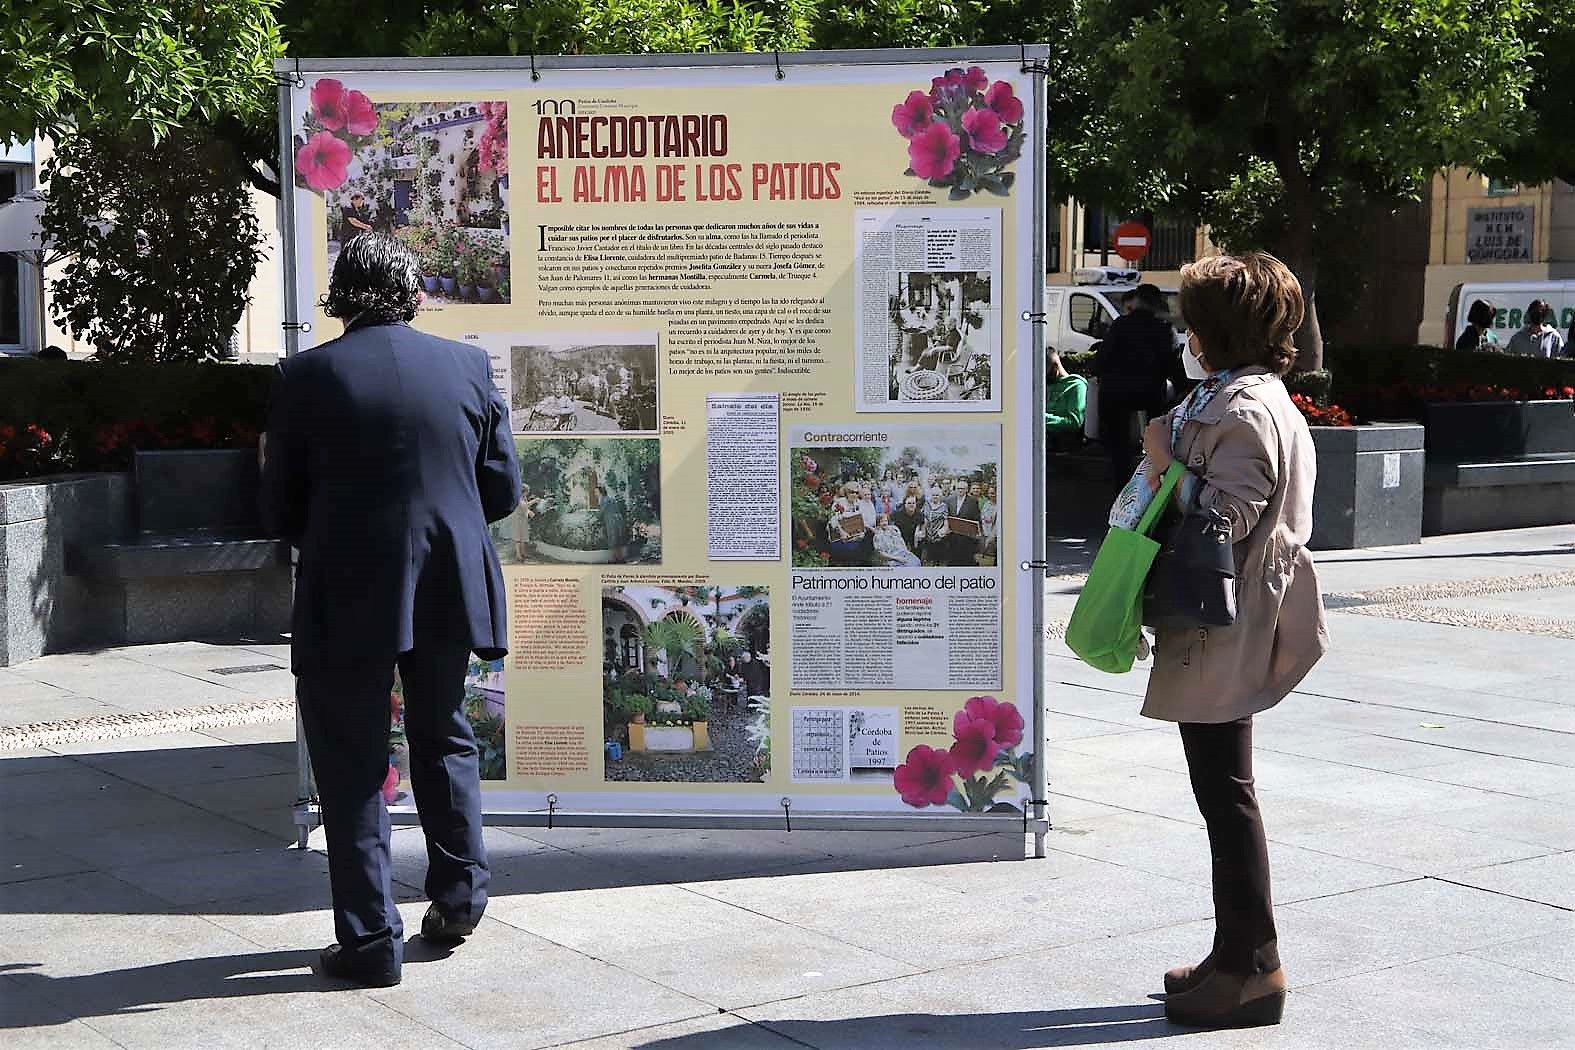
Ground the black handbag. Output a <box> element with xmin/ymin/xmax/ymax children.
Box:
<box><xmin>1144</xmin><ymin>496</ymin><xmax>1238</xmax><ymax>628</ymax></box>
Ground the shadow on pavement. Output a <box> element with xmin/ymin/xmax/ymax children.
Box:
<box><xmin>0</xmin><ymin>942</ymin><xmax>458</xmax><ymax>1030</ymax></box>
<box><xmin>0</xmin><ymin>954</ymin><xmax>322</xmax><ymax>1028</ymax></box>
<box><xmin>2</xmin><ymin>742</ymin><xmax>1029</xmax><ymax>922</ymax></box>
<box><xmin>636</xmin><ymin>1005</ymin><xmax>1180</xmax><ymax>1048</ymax></box>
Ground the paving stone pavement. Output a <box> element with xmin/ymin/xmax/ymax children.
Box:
<box><xmin>1</xmin><ymin>526</ymin><xmax>1573</xmax><ymax>1048</ymax></box>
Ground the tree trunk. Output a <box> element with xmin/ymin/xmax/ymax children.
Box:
<box><xmin>1292</xmin><ymin>259</ymin><xmax>1323</xmax><ymax>373</ymax></box>
<box><xmin>1276</xmin><ymin>185</ymin><xmax>1325</xmax><ymax>373</ymax></box>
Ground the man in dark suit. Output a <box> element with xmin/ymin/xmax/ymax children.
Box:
<box><xmin>262</xmin><ymin>233</ymin><xmax>520</xmax><ymax>988</ymax></box>
<box><xmin>946</xmin><ymin>479</ymin><xmax>982</xmax><ymax>567</ymax></box>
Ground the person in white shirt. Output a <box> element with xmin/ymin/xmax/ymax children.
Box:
<box><xmin>1505</xmin><ymin>300</ymin><xmax>1567</xmax><ymax>358</ymax></box>
<box><xmin>856</xmin><ymin>484</ymin><xmax>879</xmax><ymax>529</ymax></box>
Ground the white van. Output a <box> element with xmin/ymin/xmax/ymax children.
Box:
<box><xmin>1043</xmin><ymin>267</ymin><xmax>1185</xmax><ymax>355</ymax></box>
<box><xmin>1447</xmin><ymin>281</ymin><xmax>1575</xmax><ymax>349</ymax></box>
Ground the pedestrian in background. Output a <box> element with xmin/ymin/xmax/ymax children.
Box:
<box><xmin>1044</xmin><ymin>345</ymin><xmax>1088</xmax><ymax>440</ymax></box>
<box><xmin>1505</xmin><ymin>299</ymin><xmax>1566</xmax><ymax>357</ymax></box>
<box><xmin>1092</xmin><ymin>283</ymin><xmax>1177</xmax><ymax>477</ymax></box>
<box><xmin>1454</xmin><ymin>299</ymin><xmax>1501</xmax><ymax>352</ymax></box>
<box><xmin>262</xmin><ymin>232</ymin><xmax>520</xmax><ymax>988</ymax></box>
<box><xmin>1137</xmin><ymin>252</ymin><xmax>1328</xmax><ymax>1029</ymax></box>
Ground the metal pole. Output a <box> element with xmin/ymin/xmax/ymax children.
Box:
<box><xmin>1027</xmin><ymin>58</ymin><xmax>1051</xmax><ymax>860</ymax></box>
<box><xmin>276</xmin><ymin>77</ymin><xmax>317</xmax><ymax>849</ymax></box>
<box><xmin>277</xmin><ymin>79</ymin><xmax>303</xmax><ymax>361</ymax></box>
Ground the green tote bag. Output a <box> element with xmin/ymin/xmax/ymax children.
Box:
<box><xmin>1065</xmin><ymin>463</ymin><xmax>1183</xmax><ymax>674</ymax></box>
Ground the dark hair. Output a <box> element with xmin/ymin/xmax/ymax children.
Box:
<box><xmin>1120</xmin><ymin>290</ymin><xmax>1137</xmax><ymax>307</ymax></box>
<box><xmin>320</xmin><ymin>232</ymin><xmax>420</xmax><ymax>326</ymax></box>
<box><xmin>35</xmin><ymin>345</ymin><xmax>68</xmax><ymax>361</ymax></box>
<box><xmin>1134</xmin><ymin>283</ymin><xmax>1167</xmax><ymax>314</ymax></box>
<box><xmin>1179</xmin><ymin>252</ymin><xmax>1304</xmax><ymax>376</ymax></box>
<box><xmin>1526</xmin><ymin>299</ymin><xmax>1552</xmax><ymax>327</ymax></box>
<box><xmin>1466</xmin><ymin>299</ymin><xmax>1496</xmax><ymax>328</ymax></box>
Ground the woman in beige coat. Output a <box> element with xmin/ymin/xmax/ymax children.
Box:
<box><xmin>1138</xmin><ymin>252</ymin><xmax>1328</xmax><ymax>1029</ymax></box>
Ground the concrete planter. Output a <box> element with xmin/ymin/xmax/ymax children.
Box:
<box><xmin>1421</xmin><ymin>400</ymin><xmax>1575</xmax><ymax>534</ymax></box>
<box><xmin>1</xmin><ymin>467</ymin><xmax>291</xmax><ymax>667</ymax></box>
<box><xmin>0</xmin><ymin>473</ymin><xmax>131</xmax><ymax>666</ymax></box>
<box><xmin>1422</xmin><ymin>399</ymin><xmax>1575</xmax><ymax>461</ymax></box>
<box><xmin>1309</xmin><ymin>424</ymin><xmax>1425</xmax><ymax>550</ymax></box>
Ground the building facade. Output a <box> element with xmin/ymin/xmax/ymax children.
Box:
<box><xmin>1417</xmin><ymin>171</ymin><xmax>1575</xmax><ymax>346</ymax></box>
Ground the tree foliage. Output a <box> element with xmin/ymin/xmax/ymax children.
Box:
<box><xmin>1485</xmin><ymin>19</ymin><xmax>1575</xmax><ymax>188</ymax></box>
<box><xmin>1074</xmin><ymin>0</ymin><xmax>1551</xmax><ymax>367</ymax></box>
<box><xmin>41</xmin><ymin>130</ymin><xmax>266</xmax><ymax>362</ymax></box>
<box><xmin>405</xmin><ymin>0</ymin><xmax>816</xmax><ymax>57</ymax></box>
<box><xmin>0</xmin><ymin>0</ymin><xmax>281</xmax><ymax>145</ymax></box>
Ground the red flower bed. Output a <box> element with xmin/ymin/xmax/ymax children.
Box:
<box><xmin>0</xmin><ymin>415</ymin><xmax>261</xmax><ymax>482</ymax></box>
<box><xmin>1290</xmin><ymin>393</ymin><xmax>1353</xmax><ymax>428</ymax></box>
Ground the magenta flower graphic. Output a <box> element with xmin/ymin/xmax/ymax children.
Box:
<box><xmin>894</xmin><ymin>66</ymin><xmax>1025</xmax><ymax>199</ymax></box>
<box><xmin>341</xmin><ymin>89</ymin><xmax>377</xmax><ymax>136</ymax></box>
<box><xmin>310</xmin><ymin>79</ymin><xmax>348</xmax><ymax>131</ymax></box>
<box><xmin>908</xmin><ymin>122</ymin><xmax>961</xmax><ymax>181</ymax></box>
<box><xmin>295</xmin><ymin>79</ymin><xmax>379</xmax><ymax>195</ymax></box>
<box><xmin>961</xmin><ymin>109</ymin><xmax>1007</xmax><ymax>154</ymax></box>
<box><xmin>931</xmin><ymin>66</ymin><xmax>988</xmax><ymax>98</ymax></box>
<box><xmin>985</xmin><ymin>81</ymin><xmax>1024</xmax><ymax>125</ymax></box>
<box><xmin>891</xmin><ymin>90</ymin><xmax>934</xmax><ymax>138</ymax></box>
<box><xmin>296</xmin><ymin>131</ymin><xmax>351</xmax><ymax>191</ymax></box>
<box><xmin>959</xmin><ymin>695</ymin><xmax>1024</xmax><ymax>751</ymax></box>
<box><xmin>949</xmin><ymin>717</ymin><xmax>997</xmax><ymax>779</ymax></box>
<box><xmin>892</xmin><ymin>697</ymin><xmax>1033</xmax><ymax>813</ymax></box>
<box><xmin>894</xmin><ymin>745</ymin><xmax>957</xmax><ymax>808</ymax></box>
<box><xmin>310</xmin><ymin>79</ymin><xmax>375</xmax><ymax>136</ymax></box>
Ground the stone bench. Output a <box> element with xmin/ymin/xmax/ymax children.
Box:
<box><xmin>1422</xmin><ymin>401</ymin><xmax>1575</xmax><ymax>534</ymax></box>
<box><xmin>51</xmin><ymin>450</ymin><xmax>290</xmax><ymax>652</ymax></box>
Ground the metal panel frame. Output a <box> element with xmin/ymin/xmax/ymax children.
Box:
<box><xmin>278</xmin><ymin>45</ymin><xmax>1052</xmax><ymax>854</ymax></box>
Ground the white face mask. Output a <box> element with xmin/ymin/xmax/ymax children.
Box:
<box><xmin>1183</xmin><ymin>344</ymin><xmax>1211</xmax><ymax>380</ymax></box>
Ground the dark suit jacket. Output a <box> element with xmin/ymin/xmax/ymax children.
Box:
<box><xmin>262</xmin><ymin>322</ymin><xmax>521</xmax><ymax>673</ymax></box>
<box><xmin>1092</xmin><ymin>310</ymin><xmax>1175</xmax><ymax>404</ymax></box>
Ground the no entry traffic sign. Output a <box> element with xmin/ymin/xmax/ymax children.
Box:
<box><xmin>1113</xmin><ymin>220</ymin><xmax>1151</xmax><ymax>263</ymax></box>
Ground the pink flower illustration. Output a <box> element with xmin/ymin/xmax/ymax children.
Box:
<box><xmin>960</xmin><ymin>696</ymin><xmax>1025</xmax><ymax>751</ymax></box>
<box><xmin>985</xmin><ymin>81</ymin><xmax>1024</xmax><ymax>125</ymax></box>
<box><xmin>908</xmin><ymin>122</ymin><xmax>961</xmax><ymax>181</ymax></box>
<box><xmin>310</xmin><ymin>79</ymin><xmax>348</xmax><ymax>130</ymax></box>
<box><xmin>961</xmin><ymin>109</ymin><xmax>1008</xmax><ymax>154</ymax></box>
<box><xmin>381</xmin><ymin>764</ymin><xmax>400</xmax><ymax>804</ymax></box>
<box><xmin>891</xmin><ymin>90</ymin><xmax>934</xmax><ymax>138</ymax></box>
<box><xmin>894</xmin><ymin>745</ymin><xmax>956</xmax><ymax>808</ymax></box>
<box><xmin>949</xmin><ymin>717</ymin><xmax>998</xmax><ymax>778</ymax></box>
<box><xmin>931</xmin><ymin>66</ymin><xmax>989</xmax><ymax>98</ymax></box>
<box><xmin>342</xmin><ymin>89</ymin><xmax>377</xmax><ymax>136</ymax></box>
<box><xmin>296</xmin><ymin>131</ymin><xmax>351</xmax><ymax>191</ymax></box>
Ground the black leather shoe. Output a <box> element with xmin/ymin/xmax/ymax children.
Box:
<box><xmin>315</xmin><ymin>944</ymin><xmax>401</xmax><ymax>987</ymax></box>
<box><xmin>420</xmin><ymin>904</ymin><xmax>477</xmax><ymax>945</ymax></box>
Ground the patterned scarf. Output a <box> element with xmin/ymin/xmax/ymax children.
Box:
<box><xmin>1107</xmin><ymin>370</ymin><xmax>1238</xmax><ymax>530</ymax></box>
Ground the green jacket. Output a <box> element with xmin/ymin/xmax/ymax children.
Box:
<box><xmin>1046</xmin><ymin>374</ymin><xmax>1088</xmax><ymax>432</ymax></box>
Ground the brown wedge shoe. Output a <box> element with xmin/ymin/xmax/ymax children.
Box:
<box><xmin>1163</xmin><ymin>955</ymin><xmax>1216</xmax><ymax>996</ymax></box>
<box><xmin>1164</xmin><ymin>966</ymin><xmax>1286</xmax><ymax>1029</ymax></box>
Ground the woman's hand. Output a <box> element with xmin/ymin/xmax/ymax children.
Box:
<box><xmin>1142</xmin><ymin>417</ymin><xmax>1174</xmax><ymax>477</ymax></box>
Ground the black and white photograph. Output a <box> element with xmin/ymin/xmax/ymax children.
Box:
<box><xmin>509</xmin><ymin>336</ymin><xmax>659</xmax><ymax>433</ymax></box>
<box><xmin>886</xmin><ymin>271</ymin><xmax>994</xmax><ymax>403</ymax></box>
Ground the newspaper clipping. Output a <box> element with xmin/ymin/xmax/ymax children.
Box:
<box><xmin>854</xmin><ymin>208</ymin><xmax>1002</xmax><ymax>412</ymax></box>
<box><xmin>706</xmin><ymin>393</ymin><xmax>781</xmax><ymax>561</ymax></box>
<box><xmin>788</xmin><ymin>423</ymin><xmax>1002</xmax><ymax>690</ymax></box>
